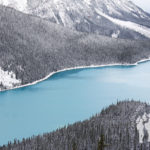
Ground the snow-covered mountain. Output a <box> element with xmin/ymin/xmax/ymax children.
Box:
<box><xmin>0</xmin><ymin>0</ymin><xmax>150</xmax><ymax>39</ymax></box>
<box><xmin>0</xmin><ymin>5</ymin><xmax>150</xmax><ymax>90</ymax></box>
<box><xmin>0</xmin><ymin>0</ymin><xmax>27</xmax><ymax>11</ymax></box>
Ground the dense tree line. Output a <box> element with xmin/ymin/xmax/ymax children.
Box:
<box><xmin>1</xmin><ymin>101</ymin><xmax>150</xmax><ymax>150</ymax></box>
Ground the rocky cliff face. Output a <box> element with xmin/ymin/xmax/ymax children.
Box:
<box><xmin>1</xmin><ymin>0</ymin><xmax>150</xmax><ymax>39</ymax></box>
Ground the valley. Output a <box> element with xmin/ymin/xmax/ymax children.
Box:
<box><xmin>0</xmin><ymin>0</ymin><xmax>150</xmax><ymax>149</ymax></box>
<box><xmin>0</xmin><ymin>6</ymin><xmax>150</xmax><ymax>91</ymax></box>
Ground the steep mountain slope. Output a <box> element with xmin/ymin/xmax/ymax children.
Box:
<box><xmin>0</xmin><ymin>0</ymin><xmax>27</xmax><ymax>11</ymax></box>
<box><xmin>1</xmin><ymin>101</ymin><xmax>150</xmax><ymax>150</ymax></box>
<box><xmin>0</xmin><ymin>0</ymin><xmax>150</xmax><ymax>39</ymax></box>
<box><xmin>0</xmin><ymin>5</ymin><xmax>150</xmax><ymax>91</ymax></box>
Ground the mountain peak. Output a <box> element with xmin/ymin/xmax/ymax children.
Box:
<box><xmin>0</xmin><ymin>0</ymin><xmax>150</xmax><ymax>40</ymax></box>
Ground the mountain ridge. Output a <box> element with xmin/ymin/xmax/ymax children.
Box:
<box><xmin>0</xmin><ymin>5</ymin><xmax>150</xmax><ymax>91</ymax></box>
<box><xmin>0</xmin><ymin>0</ymin><xmax>150</xmax><ymax>39</ymax></box>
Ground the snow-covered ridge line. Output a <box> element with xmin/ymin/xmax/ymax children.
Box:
<box><xmin>0</xmin><ymin>0</ymin><xmax>150</xmax><ymax>40</ymax></box>
<box><xmin>0</xmin><ymin>57</ymin><xmax>150</xmax><ymax>92</ymax></box>
<box><xmin>95</xmin><ymin>9</ymin><xmax>150</xmax><ymax>38</ymax></box>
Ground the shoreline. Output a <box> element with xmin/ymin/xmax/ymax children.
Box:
<box><xmin>1</xmin><ymin>57</ymin><xmax>150</xmax><ymax>92</ymax></box>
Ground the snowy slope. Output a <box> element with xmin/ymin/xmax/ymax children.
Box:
<box><xmin>136</xmin><ymin>113</ymin><xmax>150</xmax><ymax>143</ymax></box>
<box><xmin>95</xmin><ymin>8</ymin><xmax>150</xmax><ymax>38</ymax></box>
<box><xmin>0</xmin><ymin>0</ymin><xmax>27</xmax><ymax>11</ymax></box>
<box><xmin>0</xmin><ymin>67</ymin><xmax>21</xmax><ymax>90</ymax></box>
<box><xmin>0</xmin><ymin>0</ymin><xmax>150</xmax><ymax>39</ymax></box>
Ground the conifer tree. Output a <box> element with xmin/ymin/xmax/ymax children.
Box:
<box><xmin>72</xmin><ymin>142</ymin><xmax>77</xmax><ymax>150</ymax></box>
<box><xmin>98</xmin><ymin>134</ymin><xmax>107</xmax><ymax>150</ymax></box>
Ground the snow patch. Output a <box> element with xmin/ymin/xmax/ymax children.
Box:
<box><xmin>136</xmin><ymin>115</ymin><xmax>145</xmax><ymax>143</ymax></box>
<box><xmin>83</xmin><ymin>0</ymin><xmax>91</xmax><ymax>5</ymax></box>
<box><xmin>136</xmin><ymin>113</ymin><xmax>150</xmax><ymax>143</ymax></box>
<box><xmin>0</xmin><ymin>0</ymin><xmax>27</xmax><ymax>12</ymax></box>
<box><xmin>111</xmin><ymin>30</ymin><xmax>120</xmax><ymax>38</ymax></box>
<box><xmin>0</xmin><ymin>67</ymin><xmax>21</xmax><ymax>90</ymax></box>
<box><xmin>145</xmin><ymin>119</ymin><xmax>150</xmax><ymax>142</ymax></box>
<box><xmin>95</xmin><ymin>8</ymin><xmax>150</xmax><ymax>38</ymax></box>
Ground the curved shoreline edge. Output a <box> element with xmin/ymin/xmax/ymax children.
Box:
<box><xmin>1</xmin><ymin>57</ymin><xmax>150</xmax><ymax>92</ymax></box>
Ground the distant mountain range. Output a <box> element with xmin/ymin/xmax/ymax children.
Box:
<box><xmin>0</xmin><ymin>0</ymin><xmax>150</xmax><ymax>39</ymax></box>
<box><xmin>1</xmin><ymin>101</ymin><xmax>150</xmax><ymax>150</ymax></box>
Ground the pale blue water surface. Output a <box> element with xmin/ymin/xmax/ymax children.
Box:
<box><xmin>0</xmin><ymin>61</ymin><xmax>150</xmax><ymax>145</ymax></box>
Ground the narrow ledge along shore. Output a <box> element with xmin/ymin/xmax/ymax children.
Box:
<box><xmin>1</xmin><ymin>57</ymin><xmax>150</xmax><ymax>92</ymax></box>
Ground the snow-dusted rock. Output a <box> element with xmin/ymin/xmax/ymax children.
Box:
<box><xmin>0</xmin><ymin>0</ymin><xmax>27</xmax><ymax>12</ymax></box>
<box><xmin>0</xmin><ymin>67</ymin><xmax>21</xmax><ymax>90</ymax></box>
<box><xmin>0</xmin><ymin>0</ymin><xmax>150</xmax><ymax>39</ymax></box>
<box><xmin>136</xmin><ymin>113</ymin><xmax>150</xmax><ymax>143</ymax></box>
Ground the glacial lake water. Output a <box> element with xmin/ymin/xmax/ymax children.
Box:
<box><xmin>0</xmin><ymin>61</ymin><xmax>150</xmax><ymax>145</ymax></box>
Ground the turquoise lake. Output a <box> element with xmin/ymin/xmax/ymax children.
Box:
<box><xmin>0</xmin><ymin>61</ymin><xmax>150</xmax><ymax>145</ymax></box>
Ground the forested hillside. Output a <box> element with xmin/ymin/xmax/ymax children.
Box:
<box><xmin>0</xmin><ymin>5</ymin><xmax>150</xmax><ymax>90</ymax></box>
<box><xmin>1</xmin><ymin>101</ymin><xmax>150</xmax><ymax>150</ymax></box>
